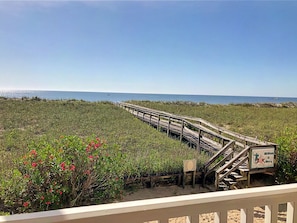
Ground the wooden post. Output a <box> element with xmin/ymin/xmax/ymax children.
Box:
<box><xmin>167</xmin><ymin>117</ymin><xmax>171</xmax><ymax>137</ymax></box>
<box><xmin>183</xmin><ymin>160</ymin><xmax>197</xmax><ymax>188</ymax></box>
<box><xmin>197</xmin><ymin>129</ymin><xmax>201</xmax><ymax>152</ymax></box>
<box><xmin>157</xmin><ymin>115</ymin><xmax>160</xmax><ymax>131</ymax></box>
<box><xmin>180</xmin><ymin>120</ymin><xmax>184</xmax><ymax>142</ymax></box>
<box><xmin>247</xmin><ymin>172</ymin><xmax>251</xmax><ymax>188</ymax></box>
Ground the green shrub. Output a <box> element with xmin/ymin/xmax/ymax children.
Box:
<box><xmin>276</xmin><ymin>127</ymin><xmax>297</xmax><ymax>183</ymax></box>
<box><xmin>0</xmin><ymin>136</ymin><xmax>125</xmax><ymax>213</ymax></box>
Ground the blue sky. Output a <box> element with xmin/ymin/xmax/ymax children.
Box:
<box><xmin>0</xmin><ymin>1</ymin><xmax>296</xmax><ymax>97</ymax></box>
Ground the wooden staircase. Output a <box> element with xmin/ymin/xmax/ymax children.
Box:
<box><xmin>204</xmin><ymin>143</ymin><xmax>277</xmax><ymax>190</ymax></box>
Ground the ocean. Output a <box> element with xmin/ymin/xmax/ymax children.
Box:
<box><xmin>1</xmin><ymin>90</ymin><xmax>297</xmax><ymax>105</ymax></box>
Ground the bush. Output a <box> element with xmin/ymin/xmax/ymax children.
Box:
<box><xmin>0</xmin><ymin>136</ymin><xmax>125</xmax><ymax>213</ymax></box>
<box><xmin>276</xmin><ymin>127</ymin><xmax>297</xmax><ymax>183</ymax></box>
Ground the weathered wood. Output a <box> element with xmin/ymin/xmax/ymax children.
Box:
<box><xmin>180</xmin><ymin>120</ymin><xmax>184</xmax><ymax>142</ymax></box>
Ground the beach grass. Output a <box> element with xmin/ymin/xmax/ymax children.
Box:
<box><xmin>2</xmin><ymin>98</ymin><xmax>296</xmax><ymax>181</ymax></box>
<box><xmin>0</xmin><ymin>98</ymin><xmax>208</xmax><ymax>179</ymax></box>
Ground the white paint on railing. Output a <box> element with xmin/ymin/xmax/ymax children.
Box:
<box><xmin>1</xmin><ymin>183</ymin><xmax>297</xmax><ymax>223</ymax></box>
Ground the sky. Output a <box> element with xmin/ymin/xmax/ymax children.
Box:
<box><xmin>0</xmin><ymin>1</ymin><xmax>296</xmax><ymax>97</ymax></box>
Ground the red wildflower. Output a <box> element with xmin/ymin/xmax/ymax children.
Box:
<box><xmin>60</xmin><ymin>162</ymin><xmax>66</xmax><ymax>170</ymax></box>
<box><xmin>31</xmin><ymin>162</ymin><xmax>37</xmax><ymax>168</ymax></box>
<box><xmin>30</xmin><ymin>150</ymin><xmax>37</xmax><ymax>156</ymax></box>
<box><xmin>45</xmin><ymin>201</ymin><xmax>51</xmax><ymax>205</ymax></box>
<box><xmin>40</xmin><ymin>196</ymin><xmax>45</xmax><ymax>200</ymax></box>
<box><xmin>95</xmin><ymin>138</ymin><xmax>102</xmax><ymax>148</ymax></box>
<box><xmin>69</xmin><ymin>164</ymin><xmax>75</xmax><ymax>171</ymax></box>
<box><xmin>49</xmin><ymin>189</ymin><xmax>53</xmax><ymax>193</ymax></box>
<box><xmin>23</xmin><ymin>201</ymin><xmax>29</xmax><ymax>207</ymax></box>
<box><xmin>96</xmin><ymin>143</ymin><xmax>102</xmax><ymax>148</ymax></box>
<box><xmin>88</xmin><ymin>155</ymin><xmax>94</xmax><ymax>160</ymax></box>
<box><xmin>84</xmin><ymin>170</ymin><xmax>91</xmax><ymax>175</ymax></box>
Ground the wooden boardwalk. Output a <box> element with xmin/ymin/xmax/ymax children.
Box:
<box><xmin>118</xmin><ymin>102</ymin><xmax>277</xmax><ymax>190</ymax></box>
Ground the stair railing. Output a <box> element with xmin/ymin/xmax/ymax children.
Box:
<box><xmin>215</xmin><ymin>146</ymin><xmax>250</xmax><ymax>189</ymax></box>
<box><xmin>202</xmin><ymin>140</ymin><xmax>235</xmax><ymax>185</ymax></box>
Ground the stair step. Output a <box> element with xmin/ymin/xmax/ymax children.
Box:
<box><xmin>232</xmin><ymin>174</ymin><xmax>243</xmax><ymax>178</ymax></box>
<box><xmin>232</xmin><ymin>174</ymin><xmax>244</xmax><ymax>180</ymax></box>
<box><xmin>239</xmin><ymin>168</ymin><xmax>249</xmax><ymax>172</ymax></box>
<box><xmin>223</xmin><ymin>178</ymin><xmax>237</xmax><ymax>186</ymax></box>
<box><xmin>229</xmin><ymin>172</ymin><xmax>238</xmax><ymax>176</ymax></box>
<box><xmin>224</xmin><ymin>178</ymin><xmax>237</xmax><ymax>186</ymax></box>
<box><xmin>218</xmin><ymin>182</ymin><xmax>228</xmax><ymax>191</ymax></box>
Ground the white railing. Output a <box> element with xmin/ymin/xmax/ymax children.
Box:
<box><xmin>1</xmin><ymin>183</ymin><xmax>297</xmax><ymax>223</ymax></box>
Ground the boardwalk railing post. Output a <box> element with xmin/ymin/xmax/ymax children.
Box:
<box><xmin>180</xmin><ymin>120</ymin><xmax>184</xmax><ymax>142</ymax></box>
<box><xmin>167</xmin><ymin>117</ymin><xmax>171</xmax><ymax>137</ymax></box>
<box><xmin>157</xmin><ymin>115</ymin><xmax>160</xmax><ymax>131</ymax></box>
<box><xmin>197</xmin><ymin>128</ymin><xmax>201</xmax><ymax>153</ymax></box>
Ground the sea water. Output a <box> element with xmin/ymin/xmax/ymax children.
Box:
<box><xmin>1</xmin><ymin>90</ymin><xmax>297</xmax><ymax>104</ymax></box>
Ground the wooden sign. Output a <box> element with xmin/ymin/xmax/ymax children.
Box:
<box><xmin>250</xmin><ymin>146</ymin><xmax>275</xmax><ymax>169</ymax></box>
<box><xmin>183</xmin><ymin>159</ymin><xmax>197</xmax><ymax>172</ymax></box>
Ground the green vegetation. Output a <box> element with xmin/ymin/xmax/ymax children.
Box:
<box><xmin>0</xmin><ymin>98</ymin><xmax>206</xmax><ymax>176</ymax></box>
<box><xmin>2</xmin><ymin>98</ymin><xmax>297</xmax><ymax>213</ymax></box>
<box><xmin>1</xmin><ymin>135</ymin><xmax>124</xmax><ymax>213</ymax></box>
<box><xmin>276</xmin><ymin>127</ymin><xmax>297</xmax><ymax>183</ymax></box>
<box><xmin>0</xmin><ymin>98</ymin><xmax>208</xmax><ymax>213</ymax></box>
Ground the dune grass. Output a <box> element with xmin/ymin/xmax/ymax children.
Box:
<box><xmin>0</xmin><ymin>98</ymin><xmax>208</xmax><ymax>178</ymax></box>
<box><xmin>2</xmin><ymin>98</ymin><xmax>296</xmax><ymax>180</ymax></box>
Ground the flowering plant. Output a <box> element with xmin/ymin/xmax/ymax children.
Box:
<box><xmin>1</xmin><ymin>136</ymin><xmax>125</xmax><ymax>213</ymax></box>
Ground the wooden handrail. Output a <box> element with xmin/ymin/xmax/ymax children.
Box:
<box><xmin>119</xmin><ymin>102</ymin><xmax>275</xmax><ymax>146</ymax></box>
<box><xmin>216</xmin><ymin>146</ymin><xmax>250</xmax><ymax>174</ymax></box>
<box><xmin>204</xmin><ymin>140</ymin><xmax>235</xmax><ymax>170</ymax></box>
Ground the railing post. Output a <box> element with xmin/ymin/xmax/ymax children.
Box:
<box><xmin>214</xmin><ymin>211</ymin><xmax>227</xmax><ymax>223</ymax></box>
<box><xmin>180</xmin><ymin>120</ymin><xmax>184</xmax><ymax>142</ymax></box>
<box><xmin>157</xmin><ymin>115</ymin><xmax>160</xmax><ymax>131</ymax></box>
<box><xmin>215</xmin><ymin>171</ymin><xmax>219</xmax><ymax>190</ymax></box>
<box><xmin>167</xmin><ymin>117</ymin><xmax>171</xmax><ymax>137</ymax></box>
<box><xmin>240</xmin><ymin>208</ymin><xmax>254</xmax><ymax>223</ymax></box>
<box><xmin>287</xmin><ymin>202</ymin><xmax>297</xmax><ymax>223</ymax></box>
<box><xmin>265</xmin><ymin>204</ymin><xmax>278</xmax><ymax>223</ymax></box>
<box><xmin>197</xmin><ymin>128</ymin><xmax>201</xmax><ymax>152</ymax></box>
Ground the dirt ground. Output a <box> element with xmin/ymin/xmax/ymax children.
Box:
<box><xmin>121</xmin><ymin>184</ymin><xmax>287</xmax><ymax>223</ymax></box>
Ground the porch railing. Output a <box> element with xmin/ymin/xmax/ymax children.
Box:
<box><xmin>1</xmin><ymin>183</ymin><xmax>297</xmax><ymax>223</ymax></box>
